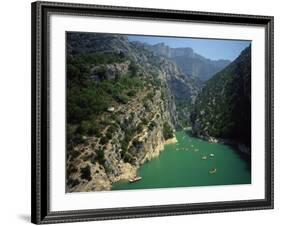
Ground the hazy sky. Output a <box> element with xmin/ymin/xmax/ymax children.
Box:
<box><xmin>128</xmin><ymin>35</ymin><xmax>251</xmax><ymax>61</ymax></box>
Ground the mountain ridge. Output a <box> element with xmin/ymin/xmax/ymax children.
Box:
<box><xmin>149</xmin><ymin>42</ymin><xmax>231</xmax><ymax>81</ymax></box>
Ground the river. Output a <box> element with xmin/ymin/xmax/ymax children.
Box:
<box><xmin>112</xmin><ymin>131</ymin><xmax>251</xmax><ymax>191</ymax></box>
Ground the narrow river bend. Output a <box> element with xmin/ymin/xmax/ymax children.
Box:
<box><xmin>112</xmin><ymin>131</ymin><xmax>251</xmax><ymax>191</ymax></box>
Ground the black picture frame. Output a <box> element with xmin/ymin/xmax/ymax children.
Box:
<box><xmin>31</xmin><ymin>1</ymin><xmax>274</xmax><ymax>224</ymax></box>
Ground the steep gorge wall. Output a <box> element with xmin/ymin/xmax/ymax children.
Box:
<box><xmin>190</xmin><ymin>46</ymin><xmax>251</xmax><ymax>152</ymax></box>
<box><xmin>66</xmin><ymin>33</ymin><xmax>181</xmax><ymax>192</ymax></box>
<box><xmin>67</xmin><ymin>83</ymin><xmax>174</xmax><ymax>192</ymax></box>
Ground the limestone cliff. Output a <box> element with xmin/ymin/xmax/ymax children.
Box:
<box><xmin>66</xmin><ymin>33</ymin><xmax>184</xmax><ymax>192</ymax></box>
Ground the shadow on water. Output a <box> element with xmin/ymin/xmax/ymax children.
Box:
<box><xmin>234</xmin><ymin>147</ymin><xmax>251</xmax><ymax>172</ymax></box>
<box><xmin>217</xmin><ymin>144</ymin><xmax>251</xmax><ymax>173</ymax></box>
<box><xmin>183</xmin><ymin>130</ymin><xmax>196</xmax><ymax>138</ymax></box>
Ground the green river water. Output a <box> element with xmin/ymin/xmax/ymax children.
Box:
<box><xmin>112</xmin><ymin>131</ymin><xmax>251</xmax><ymax>191</ymax></box>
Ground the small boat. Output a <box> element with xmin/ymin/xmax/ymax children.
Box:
<box><xmin>129</xmin><ymin>176</ymin><xmax>142</xmax><ymax>183</ymax></box>
<box><xmin>209</xmin><ymin>153</ymin><xmax>215</xmax><ymax>157</ymax></box>
<box><xmin>194</xmin><ymin>149</ymin><xmax>199</xmax><ymax>152</ymax></box>
<box><xmin>201</xmin><ymin>156</ymin><xmax>207</xmax><ymax>160</ymax></box>
<box><xmin>209</xmin><ymin>168</ymin><xmax>217</xmax><ymax>174</ymax></box>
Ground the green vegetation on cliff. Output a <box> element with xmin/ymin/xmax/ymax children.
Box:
<box><xmin>190</xmin><ymin>46</ymin><xmax>251</xmax><ymax>146</ymax></box>
<box><xmin>163</xmin><ymin>122</ymin><xmax>174</xmax><ymax>140</ymax></box>
<box><xmin>67</xmin><ymin>52</ymin><xmax>145</xmax><ymax>148</ymax></box>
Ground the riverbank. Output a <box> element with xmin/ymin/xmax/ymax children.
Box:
<box><xmin>111</xmin><ymin>135</ymin><xmax>178</xmax><ymax>187</ymax></box>
<box><xmin>66</xmin><ymin>133</ymin><xmax>180</xmax><ymax>192</ymax></box>
<box><xmin>188</xmin><ymin>129</ymin><xmax>251</xmax><ymax>156</ymax></box>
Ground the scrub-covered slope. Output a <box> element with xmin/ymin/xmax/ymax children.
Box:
<box><xmin>190</xmin><ymin>46</ymin><xmax>251</xmax><ymax>152</ymax></box>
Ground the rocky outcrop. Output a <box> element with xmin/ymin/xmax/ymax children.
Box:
<box><xmin>90</xmin><ymin>61</ymin><xmax>130</xmax><ymax>81</ymax></box>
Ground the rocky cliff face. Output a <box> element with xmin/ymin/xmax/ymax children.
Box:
<box><xmin>130</xmin><ymin>41</ymin><xmax>202</xmax><ymax>128</ymax></box>
<box><xmin>90</xmin><ymin>61</ymin><xmax>130</xmax><ymax>81</ymax></box>
<box><xmin>66</xmin><ymin>33</ymin><xmax>185</xmax><ymax>192</ymax></box>
<box><xmin>67</xmin><ymin>86</ymin><xmax>172</xmax><ymax>192</ymax></box>
<box><xmin>155</xmin><ymin>56</ymin><xmax>202</xmax><ymax>127</ymax></box>
<box><xmin>150</xmin><ymin>42</ymin><xmax>230</xmax><ymax>81</ymax></box>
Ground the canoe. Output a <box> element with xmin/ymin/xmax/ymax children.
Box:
<box><xmin>209</xmin><ymin>168</ymin><xmax>217</xmax><ymax>174</ymax></box>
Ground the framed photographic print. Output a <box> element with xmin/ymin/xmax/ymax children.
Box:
<box><xmin>31</xmin><ymin>1</ymin><xmax>274</xmax><ymax>224</ymax></box>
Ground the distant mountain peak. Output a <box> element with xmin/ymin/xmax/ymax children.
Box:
<box><xmin>148</xmin><ymin>42</ymin><xmax>230</xmax><ymax>81</ymax></box>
